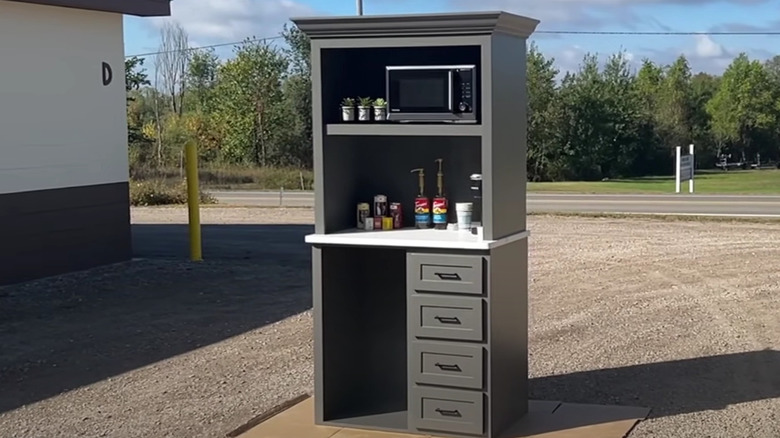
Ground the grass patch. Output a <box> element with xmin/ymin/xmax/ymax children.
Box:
<box><xmin>130</xmin><ymin>164</ymin><xmax>314</xmax><ymax>191</ymax></box>
<box><xmin>131</xmin><ymin>166</ymin><xmax>780</xmax><ymax>195</ymax></box>
<box><xmin>528</xmin><ymin>169</ymin><xmax>780</xmax><ymax>195</ymax></box>
<box><xmin>130</xmin><ymin>179</ymin><xmax>217</xmax><ymax>206</ymax></box>
<box><xmin>528</xmin><ymin>211</ymin><xmax>780</xmax><ymax>224</ymax></box>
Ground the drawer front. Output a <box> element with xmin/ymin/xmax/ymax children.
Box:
<box><xmin>410</xmin><ymin>386</ymin><xmax>484</xmax><ymax>436</ymax></box>
<box><xmin>411</xmin><ymin>341</ymin><xmax>484</xmax><ymax>390</ymax></box>
<box><xmin>408</xmin><ymin>253</ymin><xmax>484</xmax><ymax>295</ymax></box>
<box><xmin>410</xmin><ymin>294</ymin><xmax>484</xmax><ymax>342</ymax></box>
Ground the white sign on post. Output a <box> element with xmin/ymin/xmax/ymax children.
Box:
<box><xmin>675</xmin><ymin>144</ymin><xmax>695</xmax><ymax>193</ymax></box>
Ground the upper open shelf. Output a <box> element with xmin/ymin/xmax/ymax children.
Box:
<box><xmin>326</xmin><ymin>123</ymin><xmax>483</xmax><ymax>137</ymax></box>
<box><xmin>320</xmin><ymin>45</ymin><xmax>483</xmax><ymax>126</ymax></box>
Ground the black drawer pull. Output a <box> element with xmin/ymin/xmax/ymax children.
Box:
<box><xmin>435</xmin><ymin>363</ymin><xmax>462</xmax><ymax>372</ymax></box>
<box><xmin>435</xmin><ymin>272</ymin><xmax>462</xmax><ymax>281</ymax></box>
<box><xmin>435</xmin><ymin>408</ymin><xmax>462</xmax><ymax>417</ymax></box>
<box><xmin>434</xmin><ymin>316</ymin><xmax>461</xmax><ymax>325</ymax></box>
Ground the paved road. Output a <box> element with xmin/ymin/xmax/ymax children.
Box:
<box><xmin>211</xmin><ymin>190</ymin><xmax>780</xmax><ymax>217</ymax></box>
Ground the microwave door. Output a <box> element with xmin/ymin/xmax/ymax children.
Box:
<box><xmin>387</xmin><ymin>68</ymin><xmax>451</xmax><ymax>120</ymax></box>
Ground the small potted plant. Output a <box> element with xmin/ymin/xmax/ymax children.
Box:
<box><xmin>341</xmin><ymin>97</ymin><xmax>356</xmax><ymax>122</ymax></box>
<box><xmin>372</xmin><ymin>98</ymin><xmax>387</xmax><ymax>121</ymax></box>
<box><xmin>357</xmin><ymin>96</ymin><xmax>372</xmax><ymax>122</ymax></box>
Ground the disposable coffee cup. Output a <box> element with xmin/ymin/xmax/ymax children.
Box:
<box><xmin>456</xmin><ymin>202</ymin><xmax>473</xmax><ymax>231</ymax></box>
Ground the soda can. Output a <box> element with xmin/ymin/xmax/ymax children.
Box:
<box><xmin>364</xmin><ymin>217</ymin><xmax>374</xmax><ymax>230</ymax></box>
<box><xmin>374</xmin><ymin>194</ymin><xmax>388</xmax><ymax>217</ymax></box>
<box><xmin>390</xmin><ymin>202</ymin><xmax>403</xmax><ymax>229</ymax></box>
<box><xmin>382</xmin><ymin>217</ymin><xmax>393</xmax><ymax>230</ymax></box>
<box><xmin>373</xmin><ymin>216</ymin><xmax>382</xmax><ymax>230</ymax></box>
<box><xmin>357</xmin><ymin>203</ymin><xmax>370</xmax><ymax>229</ymax></box>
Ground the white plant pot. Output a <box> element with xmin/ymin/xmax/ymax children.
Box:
<box><xmin>357</xmin><ymin>106</ymin><xmax>371</xmax><ymax>121</ymax></box>
<box><xmin>373</xmin><ymin>106</ymin><xmax>387</xmax><ymax>121</ymax></box>
<box><xmin>341</xmin><ymin>106</ymin><xmax>355</xmax><ymax>122</ymax></box>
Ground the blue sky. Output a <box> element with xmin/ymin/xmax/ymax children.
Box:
<box><xmin>123</xmin><ymin>0</ymin><xmax>780</xmax><ymax>75</ymax></box>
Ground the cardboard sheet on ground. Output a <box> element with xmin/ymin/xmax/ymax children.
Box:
<box><xmin>235</xmin><ymin>395</ymin><xmax>650</xmax><ymax>438</ymax></box>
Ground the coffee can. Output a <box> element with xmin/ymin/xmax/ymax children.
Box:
<box><xmin>390</xmin><ymin>202</ymin><xmax>403</xmax><ymax>229</ymax></box>
<box><xmin>357</xmin><ymin>203</ymin><xmax>370</xmax><ymax>229</ymax></box>
<box><xmin>373</xmin><ymin>194</ymin><xmax>388</xmax><ymax>217</ymax></box>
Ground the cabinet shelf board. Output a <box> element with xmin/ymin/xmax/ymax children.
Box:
<box><xmin>305</xmin><ymin>228</ymin><xmax>528</xmax><ymax>250</ymax></box>
<box><xmin>326</xmin><ymin>123</ymin><xmax>483</xmax><ymax>137</ymax></box>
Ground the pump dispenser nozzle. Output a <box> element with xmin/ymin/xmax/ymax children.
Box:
<box><xmin>432</xmin><ymin>158</ymin><xmax>448</xmax><ymax>230</ymax></box>
<box><xmin>411</xmin><ymin>168</ymin><xmax>425</xmax><ymax>196</ymax></box>
<box><xmin>435</xmin><ymin>158</ymin><xmax>444</xmax><ymax>197</ymax></box>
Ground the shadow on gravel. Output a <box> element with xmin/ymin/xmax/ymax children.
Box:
<box><xmin>132</xmin><ymin>223</ymin><xmax>315</xmax><ymax>260</ymax></box>
<box><xmin>0</xmin><ymin>224</ymin><xmax>314</xmax><ymax>415</ymax></box>
<box><xmin>530</xmin><ymin>349</ymin><xmax>780</xmax><ymax>418</ymax></box>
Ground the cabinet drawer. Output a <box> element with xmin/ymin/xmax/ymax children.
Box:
<box><xmin>408</xmin><ymin>253</ymin><xmax>484</xmax><ymax>295</ymax></box>
<box><xmin>410</xmin><ymin>386</ymin><xmax>484</xmax><ymax>436</ymax></box>
<box><xmin>411</xmin><ymin>341</ymin><xmax>484</xmax><ymax>390</ymax></box>
<box><xmin>410</xmin><ymin>294</ymin><xmax>484</xmax><ymax>342</ymax></box>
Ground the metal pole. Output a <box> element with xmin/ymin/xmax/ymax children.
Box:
<box><xmin>675</xmin><ymin>146</ymin><xmax>681</xmax><ymax>194</ymax></box>
<box><xmin>184</xmin><ymin>140</ymin><xmax>203</xmax><ymax>262</ymax></box>
<box><xmin>356</xmin><ymin>0</ymin><xmax>363</xmax><ymax>15</ymax></box>
<box><xmin>689</xmin><ymin>143</ymin><xmax>695</xmax><ymax>193</ymax></box>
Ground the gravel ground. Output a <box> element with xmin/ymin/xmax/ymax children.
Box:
<box><xmin>1</xmin><ymin>207</ymin><xmax>778</xmax><ymax>438</ymax></box>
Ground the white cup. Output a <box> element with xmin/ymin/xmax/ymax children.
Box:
<box><xmin>455</xmin><ymin>202</ymin><xmax>473</xmax><ymax>231</ymax></box>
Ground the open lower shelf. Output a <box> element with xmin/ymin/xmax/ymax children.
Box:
<box><xmin>326</xmin><ymin>123</ymin><xmax>483</xmax><ymax>137</ymax></box>
<box><xmin>305</xmin><ymin>227</ymin><xmax>529</xmax><ymax>250</ymax></box>
<box><xmin>325</xmin><ymin>410</ymin><xmax>408</xmax><ymax>433</ymax></box>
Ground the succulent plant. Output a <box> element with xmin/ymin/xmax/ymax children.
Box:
<box><xmin>373</xmin><ymin>98</ymin><xmax>386</xmax><ymax>107</ymax></box>
<box><xmin>341</xmin><ymin>97</ymin><xmax>355</xmax><ymax>107</ymax></box>
<box><xmin>358</xmin><ymin>96</ymin><xmax>373</xmax><ymax>107</ymax></box>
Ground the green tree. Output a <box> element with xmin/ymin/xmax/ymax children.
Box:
<box><xmin>186</xmin><ymin>48</ymin><xmax>220</xmax><ymax>112</ymax></box>
<box><xmin>690</xmin><ymin>72</ymin><xmax>720</xmax><ymax>166</ymax></box>
<box><xmin>125</xmin><ymin>56</ymin><xmax>151</xmax><ymax>145</ymax></box>
<box><xmin>526</xmin><ymin>42</ymin><xmax>560</xmax><ymax>181</ymax></box>
<box><xmin>656</xmin><ymin>55</ymin><xmax>694</xmax><ymax>150</ymax></box>
<box><xmin>278</xmin><ymin>24</ymin><xmax>314</xmax><ymax>168</ymax></box>
<box><xmin>213</xmin><ymin>38</ymin><xmax>289</xmax><ymax>165</ymax></box>
<box><xmin>707</xmin><ymin>53</ymin><xmax>777</xmax><ymax>162</ymax></box>
<box><xmin>598</xmin><ymin>51</ymin><xmax>647</xmax><ymax>178</ymax></box>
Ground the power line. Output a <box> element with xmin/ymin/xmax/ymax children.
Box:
<box><xmin>125</xmin><ymin>29</ymin><xmax>779</xmax><ymax>58</ymax></box>
<box><xmin>537</xmin><ymin>30</ymin><xmax>780</xmax><ymax>35</ymax></box>
<box><xmin>126</xmin><ymin>35</ymin><xmax>283</xmax><ymax>58</ymax></box>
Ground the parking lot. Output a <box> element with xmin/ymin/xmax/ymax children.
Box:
<box><xmin>1</xmin><ymin>207</ymin><xmax>778</xmax><ymax>438</ymax></box>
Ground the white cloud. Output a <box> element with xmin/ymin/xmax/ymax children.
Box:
<box><xmin>136</xmin><ymin>0</ymin><xmax>768</xmax><ymax>78</ymax></box>
<box><xmin>444</xmin><ymin>0</ymin><xmax>765</xmax><ymax>30</ymax></box>
<box><xmin>692</xmin><ymin>35</ymin><xmax>724</xmax><ymax>58</ymax></box>
<box><xmin>151</xmin><ymin>0</ymin><xmax>316</xmax><ymax>44</ymax></box>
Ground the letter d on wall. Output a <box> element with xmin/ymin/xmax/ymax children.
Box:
<box><xmin>102</xmin><ymin>62</ymin><xmax>113</xmax><ymax>86</ymax></box>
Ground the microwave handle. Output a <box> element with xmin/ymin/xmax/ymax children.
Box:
<box><xmin>448</xmin><ymin>70</ymin><xmax>454</xmax><ymax>111</ymax></box>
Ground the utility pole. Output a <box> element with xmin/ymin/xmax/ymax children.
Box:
<box><xmin>357</xmin><ymin>0</ymin><xmax>363</xmax><ymax>15</ymax></box>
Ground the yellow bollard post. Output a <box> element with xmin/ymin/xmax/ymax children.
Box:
<box><xmin>184</xmin><ymin>140</ymin><xmax>203</xmax><ymax>261</ymax></box>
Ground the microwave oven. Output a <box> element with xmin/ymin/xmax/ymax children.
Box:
<box><xmin>385</xmin><ymin>65</ymin><xmax>477</xmax><ymax>123</ymax></box>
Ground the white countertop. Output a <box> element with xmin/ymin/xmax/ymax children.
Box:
<box><xmin>304</xmin><ymin>227</ymin><xmax>529</xmax><ymax>250</ymax></box>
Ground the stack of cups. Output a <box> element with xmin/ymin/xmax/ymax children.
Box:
<box><xmin>456</xmin><ymin>202</ymin><xmax>473</xmax><ymax>232</ymax></box>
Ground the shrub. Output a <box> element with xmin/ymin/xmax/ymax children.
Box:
<box><xmin>130</xmin><ymin>179</ymin><xmax>217</xmax><ymax>206</ymax></box>
<box><xmin>129</xmin><ymin>163</ymin><xmax>314</xmax><ymax>190</ymax></box>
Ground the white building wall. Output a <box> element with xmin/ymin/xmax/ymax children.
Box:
<box><xmin>0</xmin><ymin>0</ymin><xmax>128</xmax><ymax>195</ymax></box>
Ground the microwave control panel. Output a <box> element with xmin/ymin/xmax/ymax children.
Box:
<box><xmin>454</xmin><ymin>68</ymin><xmax>474</xmax><ymax>114</ymax></box>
